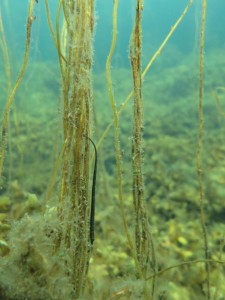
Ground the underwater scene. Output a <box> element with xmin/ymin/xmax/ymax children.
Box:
<box><xmin>0</xmin><ymin>0</ymin><xmax>225</xmax><ymax>299</ymax></box>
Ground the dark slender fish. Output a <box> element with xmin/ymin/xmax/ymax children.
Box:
<box><xmin>87</xmin><ymin>136</ymin><xmax>97</xmax><ymax>246</ymax></box>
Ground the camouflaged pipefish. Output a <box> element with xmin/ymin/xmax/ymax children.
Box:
<box><xmin>87</xmin><ymin>136</ymin><xmax>97</xmax><ymax>246</ymax></box>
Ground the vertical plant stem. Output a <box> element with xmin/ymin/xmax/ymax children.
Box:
<box><xmin>98</xmin><ymin>0</ymin><xmax>193</xmax><ymax>151</ymax></box>
<box><xmin>52</xmin><ymin>1</ymin><xmax>95</xmax><ymax>298</ymax></box>
<box><xmin>130</xmin><ymin>1</ymin><xmax>157</xmax><ymax>298</ymax></box>
<box><xmin>0</xmin><ymin>0</ymin><xmax>36</xmax><ymax>180</ymax></box>
<box><xmin>197</xmin><ymin>0</ymin><xmax>210</xmax><ymax>298</ymax></box>
<box><xmin>106</xmin><ymin>0</ymin><xmax>142</xmax><ymax>277</ymax></box>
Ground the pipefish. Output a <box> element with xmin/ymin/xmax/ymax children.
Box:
<box><xmin>86</xmin><ymin>136</ymin><xmax>97</xmax><ymax>246</ymax></box>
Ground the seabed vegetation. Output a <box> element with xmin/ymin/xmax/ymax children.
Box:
<box><xmin>0</xmin><ymin>0</ymin><xmax>225</xmax><ymax>299</ymax></box>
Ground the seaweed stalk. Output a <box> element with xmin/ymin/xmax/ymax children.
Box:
<box><xmin>0</xmin><ymin>0</ymin><xmax>36</xmax><ymax>181</ymax></box>
<box><xmin>129</xmin><ymin>1</ymin><xmax>157</xmax><ymax>298</ymax></box>
<box><xmin>197</xmin><ymin>0</ymin><xmax>210</xmax><ymax>298</ymax></box>
<box><xmin>106</xmin><ymin>0</ymin><xmax>142</xmax><ymax>277</ymax></box>
<box><xmin>97</xmin><ymin>0</ymin><xmax>193</xmax><ymax>150</ymax></box>
<box><xmin>51</xmin><ymin>1</ymin><xmax>95</xmax><ymax>298</ymax></box>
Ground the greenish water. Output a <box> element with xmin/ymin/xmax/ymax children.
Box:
<box><xmin>0</xmin><ymin>1</ymin><xmax>225</xmax><ymax>299</ymax></box>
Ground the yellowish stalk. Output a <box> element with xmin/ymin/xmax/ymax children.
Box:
<box><xmin>0</xmin><ymin>0</ymin><xmax>36</xmax><ymax>179</ymax></box>
<box><xmin>147</xmin><ymin>259</ymin><xmax>225</xmax><ymax>281</ymax></box>
<box><xmin>98</xmin><ymin>0</ymin><xmax>193</xmax><ymax>151</ymax></box>
<box><xmin>197</xmin><ymin>0</ymin><xmax>210</xmax><ymax>298</ymax></box>
<box><xmin>106</xmin><ymin>0</ymin><xmax>142</xmax><ymax>277</ymax></box>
